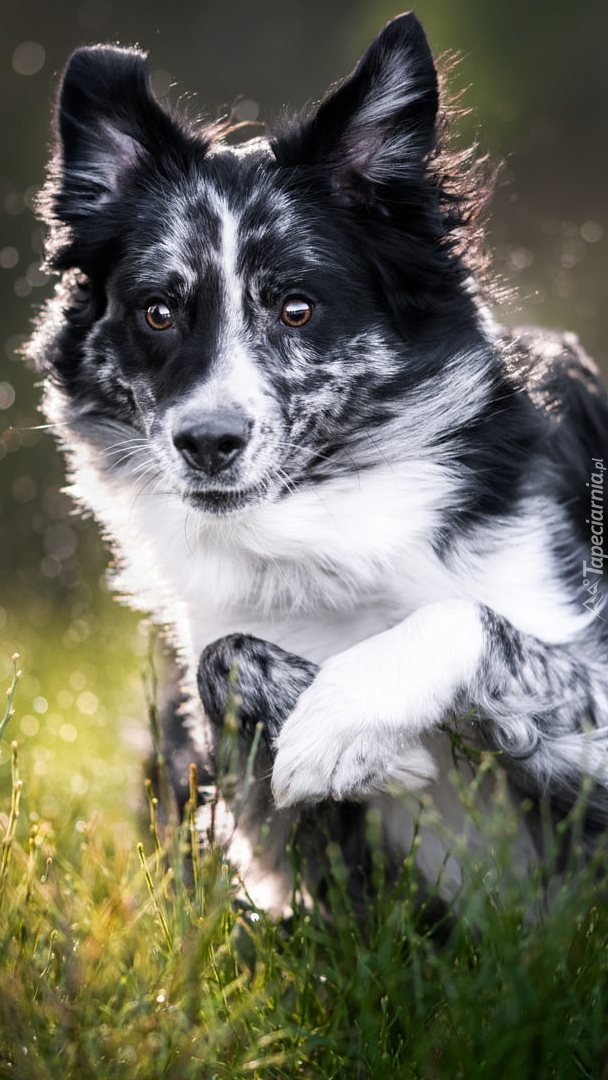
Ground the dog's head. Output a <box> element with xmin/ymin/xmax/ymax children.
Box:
<box><xmin>34</xmin><ymin>14</ymin><xmax>487</xmax><ymax>515</ymax></box>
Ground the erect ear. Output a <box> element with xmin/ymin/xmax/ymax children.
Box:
<box><xmin>43</xmin><ymin>45</ymin><xmax>200</xmax><ymax>267</ymax></box>
<box><xmin>271</xmin><ymin>12</ymin><xmax>438</xmax><ymax>207</ymax></box>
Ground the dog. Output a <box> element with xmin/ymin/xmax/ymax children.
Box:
<box><xmin>30</xmin><ymin>12</ymin><xmax>608</xmax><ymax>912</ymax></box>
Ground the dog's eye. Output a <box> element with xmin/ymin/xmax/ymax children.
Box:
<box><xmin>280</xmin><ymin>297</ymin><xmax>313</xmax><ymax>328</ymax></box>
<box><xmin>145</xmin><ymin>301</ymin><xmax>173</xmax><ymax>331</ymax></box>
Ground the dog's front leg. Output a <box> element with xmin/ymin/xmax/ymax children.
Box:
<box><xmin>272</xmin><ymin>598</ymin><xmax>608</xmax><ymax>810</ymax></box>
<box><xmin>272</xmin><ymin>599</ymin><xmax>483</xmax><ymax>806</ymax></box>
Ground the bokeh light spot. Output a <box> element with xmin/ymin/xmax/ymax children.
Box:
<box><xmin>12</xmin><ymin>42</ymin><xmax>46</xmax><ymax>77</ymax></box>
<box><xmin>0</xmin><ymin>383</ymin><xmax>16</xmax><ymax>410</ymax></box>
<box><xmin>0</xmin><ymin>247</ymin><xmax>19</xmax><ymax>269</ymax></box>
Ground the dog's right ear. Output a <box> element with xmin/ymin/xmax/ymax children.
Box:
<box><xmin>43</xmin><ymin>46</ymin><xmax>201</xmax><ymax>269</ymax></box>
<box><xmin>271</xmin><ymin>13</ymin><xmax>438</xmax><ymax>212</ymax></box>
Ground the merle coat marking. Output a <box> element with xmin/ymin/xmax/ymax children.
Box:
<box><xmin>30</xmin><ymin>13</ymin><xmax>608</xmax><ymax>909</ymax></box>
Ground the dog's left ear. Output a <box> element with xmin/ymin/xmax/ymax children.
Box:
<box><xmin>42</xmin><ymin>45</ymin><xmax>201</xmax><ymax>270</ymax></box>
<box><xmin>271</xmin><ymin>12</ymin><xmax>438</xmax><ymax>208</ymax></box>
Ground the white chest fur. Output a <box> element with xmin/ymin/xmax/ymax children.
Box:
<box><xmin>81</xmin><ymin>458</ymin><xmax>455</xmax><ymax>665</ymax></box>
<box><xmin>71</xmin><ymin>448</ymin><xmax>585</xmax><ymax>673</ymax></box>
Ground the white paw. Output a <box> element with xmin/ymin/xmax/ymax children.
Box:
<box><xmin>271</xmin><ymin>657</ymin><xmax>437</xmax><ymax>808</ymax></box>
<box><xmin>270</xmin><ymin>601</ymin><xmax>483</xmax><ymax>807</ymax></box>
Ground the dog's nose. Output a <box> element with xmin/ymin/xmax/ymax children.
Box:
<box><xmin>172</xmin><ymin>409</ymin><xmax>252</xmax><ymax>476</ymax></box>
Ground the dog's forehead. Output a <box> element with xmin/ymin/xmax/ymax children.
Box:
<box><xmin>142</xmin><ymin>141</ymin><xmax>317</xmax><ymax>279</ymax></box>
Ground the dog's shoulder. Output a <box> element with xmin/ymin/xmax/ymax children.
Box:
<box><xmin>499</xmin><ymin>325</ymin><xmax>608</xmax><ymax>425</ymax></box>
<box><xmin>489</xmin><ymin>328</ymin><xmax>607</xmax><ymax>588</ymax></box>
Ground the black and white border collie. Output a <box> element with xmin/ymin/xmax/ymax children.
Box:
<box><xmin>31</xmin><ymin>13</ymin><xmax>608</xmax><ymax>909</ymax></box>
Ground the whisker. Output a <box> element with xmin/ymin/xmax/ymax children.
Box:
<box><xmin>107</xmin><ymin>450</ymin><xmax>150</xmax><ymax>472</ymax></box>
<box><xmin>16</xmin><ymin>423</ymin><xmax>56</xmax><ymax>432</ymax></box>
<box><xmin>101</xmin><ymin>438</ymin><xmax>148</xmax><ymax>457</ymax></box>
<box><xmin>130</xmin><ymin>470</ymin><xmax>180</xmax><ymax>510</ymax></box>
<box><xmin>129</xmin><ymin>459</ymin><xmax>163</xmax><ymax>479</ymax></box>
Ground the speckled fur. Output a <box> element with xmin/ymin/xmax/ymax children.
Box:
<box><xmin>30</xmin><ymin>14</ymin><xmax>608</xmax><ymax>910</ymax></box>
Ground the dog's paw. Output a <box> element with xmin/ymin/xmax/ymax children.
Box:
<box><xmin>271</xmin><ymin>601</ymin><xmax>484</xmax><ymax>807</ymax></box>
<box><xmin>271</xmin><ymin>654</ymin><xmax>437</xmax><ymax>807</ymax></box>
<box><xmin>273</xmin><ymin>724</ymin><xmax>436</xmax><ymax>807</ymax></box>
<box><xmin>197</xmin><ymin>633</ymin><xmax>318</xmax><ymax>746</ymax></box>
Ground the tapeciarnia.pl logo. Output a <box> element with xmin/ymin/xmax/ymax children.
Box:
<box><xmin>582</xmin><ymin>458</ymin><xmax>605</xmax><ymax>619</ymax></box>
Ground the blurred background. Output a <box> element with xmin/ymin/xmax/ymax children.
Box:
<box><xmin>0</xmin><ymin>0</ymin><xmax>606</xmax><ymax>809</ymax></box>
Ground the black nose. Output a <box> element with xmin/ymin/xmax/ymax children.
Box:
<box><xmin>172</xmin><ymin>409</ymin><xmax>252</xmax><ymax>476</ymax></box>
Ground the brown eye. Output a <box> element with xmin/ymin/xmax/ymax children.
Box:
<box><xmin>145</xmin><ymin>301</ymin><xmax>173</xmax><ymax>331</ymax></box>
<box><xmin>280</xmin><ymin>297</ymin><xmax>313</xmax><ymax>328</ymax></box>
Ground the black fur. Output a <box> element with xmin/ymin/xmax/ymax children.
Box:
<box><xmin>198</xmin><ymin>634</ymin><xmax>318</xmax><ymax>768</ymax></box>
<box><xmin>29</xmin><ymin>14</ymin><xmax>608</xmax><ymax>908</ymax></box>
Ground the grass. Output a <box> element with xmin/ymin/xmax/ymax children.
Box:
<box><xmin>1</xmin><ymin>639</ymin><xmax>608</xmax><ymax>1079</ymax></box>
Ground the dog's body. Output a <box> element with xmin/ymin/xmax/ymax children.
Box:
<box><xmin>31</xmin><ymin>13</ymin><xmax>608</xmax><ymax>910</ymax></box>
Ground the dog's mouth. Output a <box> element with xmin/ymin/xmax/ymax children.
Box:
<box><xmin>183</xmin><ymin>478</ymin><xmax>278</xmax><ymax>515</ymax></box>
